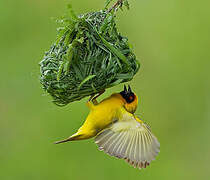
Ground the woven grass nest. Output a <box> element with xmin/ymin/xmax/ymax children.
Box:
<box><xmin>39</xmin><ymin>4</ymin><xmax>140</xmax><ymax>106</ymax></box>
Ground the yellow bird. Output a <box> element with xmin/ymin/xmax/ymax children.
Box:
<box><xmin>55</xmin><ymin>85</ymin><xmax>160</xmax><ymax>169</ymax></box>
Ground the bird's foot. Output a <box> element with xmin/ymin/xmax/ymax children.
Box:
<box><xmin>87</xmin><ymin>90</ymin><xmax>105</xmax><ymax>106</ymax></box>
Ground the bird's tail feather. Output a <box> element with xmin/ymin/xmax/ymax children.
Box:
<box><xmin>54</xmin><ymin>133</ymin><xmax>82</xmax><ymax>144</ymax></box>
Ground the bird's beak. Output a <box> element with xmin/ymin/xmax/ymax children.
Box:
<box><xmin>128</xmin><ymin>85</ymin><xmax>132</xmax><ymax>94</ymax></box>
<box><xmin>121</xmin><ymin>85</ymin><xmax>134</xmax><ymax>96</ymax></box>
<box><xmin>122</xmin><ymin>85</ymin><xmax>133</xmax><ymax>94</ymax></box>
<box><xmin>124</xmin><ymin>85</ymin><xmax>127</xmax><ymax>93</ymax></box>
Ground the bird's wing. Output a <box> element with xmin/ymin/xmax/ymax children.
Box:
<box><xmin>94</xmin><ymin>113</ymin><xmax>160</xmax><ymax>169</ymax></box>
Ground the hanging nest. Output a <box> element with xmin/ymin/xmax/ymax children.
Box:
<box><xmin>39</xmin><ymin>4</ymin><xmax>140</xmax><ymax>106</ymax></box>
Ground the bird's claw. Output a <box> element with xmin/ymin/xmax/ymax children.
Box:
<box><xmin>88</xmin><ymin>90</ymin><xmax>105</xmax><ymax>105</ymax></box>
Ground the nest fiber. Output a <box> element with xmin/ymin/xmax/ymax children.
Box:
<box><xmin>40</xmin><ymin>7</ymin><xmax>140</xmax><ymax>106</ymax></box>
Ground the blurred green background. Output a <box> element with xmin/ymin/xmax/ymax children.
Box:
<box><xmin>1</xmin><ymin>0</ymin><xmax>210</xmax><ymax>179</ymax></box>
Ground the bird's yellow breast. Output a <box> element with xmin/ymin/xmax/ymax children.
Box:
<box><xmin>78</xmin><ymin>94</ymin><xmax>125</xmax><ymax>136</ymax></box>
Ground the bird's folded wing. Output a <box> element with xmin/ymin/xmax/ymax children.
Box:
<box><xmin>94</xmin><ymin>116</ymin><xmax>160</xmax><ymax>169</ymax></box>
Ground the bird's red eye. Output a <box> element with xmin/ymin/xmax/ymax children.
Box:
<box><xmin>129</xmin><ymin>96</ymin><xmax>133</xmax><ymax>101</ymax></box>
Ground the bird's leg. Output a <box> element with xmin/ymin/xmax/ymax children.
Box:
<box><xmin>92</xmin><ymin>89</ymin><xmax>105</xmax><ymax>105</ymax></box>
<box><xmin>87</xmin><ymin>90</ymin><xmax>105</xmax><ymax>109</ymax></box>
<box><xmin>88</xmin><ymin>94</ymin><xmax>95</xmax><ymax>102</ymax></box>
<box><xmin>86</xmin><ymin>94</ymin><xmax>96</xmax><ymax>109</ymax></box>
<box><xmin>92</xmin><ymin>98</ymin><xmax>98</xmax><ymax>105</ymax></box>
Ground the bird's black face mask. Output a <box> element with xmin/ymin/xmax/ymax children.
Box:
<box><xmin>120</xmin><ymin>85</ymin><xmax>135</xmax><ymax>103</ymax></box>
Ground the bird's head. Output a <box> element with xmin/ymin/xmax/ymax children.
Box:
<box><xmin>120</xmin><ymin>85</ymin><xmax>138</xmax><ymax>114</ymax></box>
